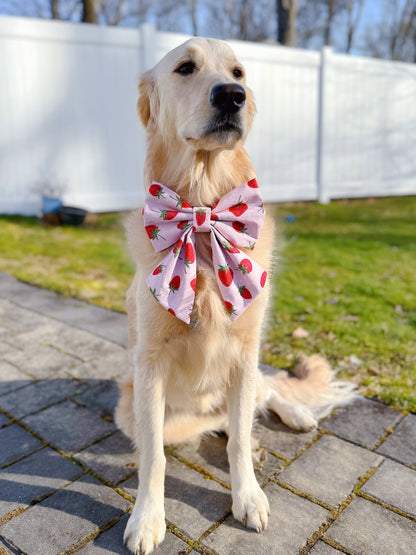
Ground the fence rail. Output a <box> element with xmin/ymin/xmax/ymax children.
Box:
<box><xmin>0</xmin><ymin>17</ymin><xmax>415</xmax><ymax>215</ymax></box>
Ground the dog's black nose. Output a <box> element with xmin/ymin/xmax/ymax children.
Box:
<box><xmin>210</xmin><ymin>83</ymin><xmax>246</xmax><ymax>113</ymax></box>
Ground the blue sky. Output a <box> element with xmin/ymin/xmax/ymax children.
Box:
<box><xmin>349</xmin><ymin>0</ymin><xmax>383</xmax><ymax>55</ymax></box>
<box><xmin>355</xmin><ymin>0</ymin><xmax>408</xmax><ymax>40</ymax></box>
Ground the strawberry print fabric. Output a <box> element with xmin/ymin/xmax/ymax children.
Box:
<box><xmin>143</xmin><ymin>179</ymin><xmax>267</xmax><ymax>324</ymax></box>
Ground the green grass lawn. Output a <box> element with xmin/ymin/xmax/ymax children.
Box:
<box><xmin>0</xmin><ymin>196</ymin><xmax>415</xmax><ymax>411</ymax></box>
<box><xmin>266</xmin><ymin>197</ymin><xmax>416</xmax><ymax>412</ymax></box>
<box><xmin>0</xmin><ymin>214</ymin><xmax>133</xmax><ymax>313</ymax></box>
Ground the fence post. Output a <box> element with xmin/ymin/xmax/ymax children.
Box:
<box><xmin>316</xmin><ymin>46</ymin><xmax>331</xmax><ymax>204</ymax></box>
<box><xmin>140</xmin><ymin>23</ymin><xmax>157</xmax><ymax>73</ymax></box>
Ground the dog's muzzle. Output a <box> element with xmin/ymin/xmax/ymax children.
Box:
<box><xmin>210</xmin><ymin>84</ymin><xmax>246</xmax><ymax>114</ymax></box>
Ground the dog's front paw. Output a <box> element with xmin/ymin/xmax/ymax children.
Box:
<box><xmin>232</xmin><ymin>485</ymin><xmax>270</xmax><ymax>533</ymax></box>
<box><xmin>124</xmin><ymin>504</ymin><xmax>166</xmax><ymax>555</ymax></box>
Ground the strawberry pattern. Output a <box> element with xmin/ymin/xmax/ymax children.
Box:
<box><xmin>143</xmin><ymin>180</ymin><xmax>267</xmax><ymax>323</ymax></box>
<box><xmin>149</xmin><ymin>183</ymin><xmax>165</xmax><ymax>198</ymax></box>
<box><xmin>193</xmin><ymin>207</ymin><xmax>211</xmax><ymax>231</ymax></box>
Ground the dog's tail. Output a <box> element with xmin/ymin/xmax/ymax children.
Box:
<box><xmin>257</xmin><ymin>355</ymin><xmax>357</xmax><ymax>431</ymax></box>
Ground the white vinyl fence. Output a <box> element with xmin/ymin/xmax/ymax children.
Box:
<box><xmin>1</xmin><ymin>16</ymin><xmax>415</xmax><ymax>215</ymax></box>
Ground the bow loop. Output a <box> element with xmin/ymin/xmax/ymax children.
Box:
<box><xmin>144</xmin><ymin>179</ymin><xmax>266</xmax><ymax>324</ymax></box>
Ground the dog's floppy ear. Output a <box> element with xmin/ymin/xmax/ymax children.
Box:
<box><xmin>137</xmin><ymin>71</ymin><xmax>156</xmax><ymax>128</ymax></box>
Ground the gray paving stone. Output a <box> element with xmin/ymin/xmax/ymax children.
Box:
<box><xmin>0</xmin><ymin>273</ymin><xmax>125</xmax><ymax>339</ymax></box>
<box><xmin>0</xmin><ymin>342</ymin><xmax>21</xmax><ymax>362</ymax></box>
<box><xmin>0</xmin><ymin>272</ymin><xmax>24</xmax><ymax>292</ymax></box>
<box><xmin>320</xmin><ymin>396</ymin><xmax>403</xmax><ymax>449</ymax></box>
<box><xmin>120</xmin><ymin>455</ymin><xmax>232</xmax><ymax>539</ymax></box>
<box><xmin>155</xmin><ymin>532</ymin><xmax>191</xmax><ymax>555</ymax></box>
<box><xmin>174</xmin><ymin>435</ymin><xmax>231</xmax><ymax>484</ymax></box>
<box><xmin>0</xmin><ymin>536</ymin><xmax>23</xmax><ymax>554</ymax></box>
<box><xmin>0</xmin><ymin>474</ymin><xmax>130</xmax><ymax>555</ymax></box>
<box><xmin>361</xmin><ymin>459</ymin><xmax>416</xmax><ymax>517</ymax></box>
<box><xmin>10</xmin><ymin>322</ymin><xmax>120</xmax><ymax>363</ymax></box>
<box><xmin>7</xmin><ymin>322</ymin><xmax>68</xmax><ymax>350</ymax></box>
<box><xmin>62</xmin><ymin>306</ymin><xmax>127</xmax><ymax>348</ymax></box>
<box><xmin>0</xmin><ymin>273</ymin><xmax>128</xmax><ymax>347</ymax></box>
<box><xmin>253</xmin><ymin>410</ymin><xmax>318</xmax><ymax>460</ymax></box>
<box><xmin>77</xmin><ymin>514</ymin><xmax>132</xmax><ymax>555</ymax></box>
<box><xmin>0</xmin><ymin>362</ymin><xmax>32</xmax><ymax>397</ymax></box>
<box><xmin>0</xmin><ymin>277</ymin><xmax>59</xmax><ymax>312</ymax></box>
<box><xmin>52</xmin><ymin>326</ymin><xmax>125</xmax><ymax>362</ymax></box>
<box><xmin>0</xmin><ymin>378</ymin><xmax>87</xmax><ymax>419</ymax></box>
<box><xmin>325</xmin><ymin>496</ymin><xmax>416</xmax><ymax>555</ymax></box>
<box><xmin>78</xmin><ymin>514</ymin><xmax>189</xmax><ymax>555</ymax></box>
<box><xmin>0</xmin><ymin>298</ymin><xmax>51</xmax><ymax>333</ymax></box>
<box><xmin>0</xmin><ymin>413</ymin><xmax>10</xmax><ymax>428</ymax></box>
<box><xmin>0</xmin><ymin>339</ymin><xmax>15</xmax><ymax>353</ymax></box>
<box><xmin>0</xmin><ymin>447</ymin><xmax>82</xmax><ymax>517</ymax></box>
<box><xmin>0</xmin><ymin>279</ymin><xmax>90</xmax><ymax>326</ymax></box>
<box><xmin>36</xmin><ymin>298</ymin><xmax>128</xmax><ymax>348</ymax></box>
<box><xmin>376</xmin><ymin>414</ymin><xmax>416</xmax><ymax>467</ymax></box>
<box><xmin>203</xmin><ymin>482</ymin><xmax>328</xmax><ymax>555</ymax></box>
<box><xmin>22</xmin><ymin>400</ymin><xmax>115</xmax><ymax>453</ymax></box>
<box><xmin>0</xmin><ymin>425</ymin><xmax>42</xmax><ymax>468</ymax></box>
<box><xmin>277</xmin><ymin>435</ymin><xmax>383</xmax><ymax>508</ymax></box>
<box><xmin>164</xmin><ymin>456</ymin><xmax>231</xmax><ymax>537</ymax></box>
<box><xmin>175</xmin><ymin>434</ymin><xmax>284</xmax><ymax>486</ymax></box>
<box><xmin>74</xmin><ymin>431</ymin><xmax>135</xmax><ymax>485</ymax></box>
<box><xmin>75</xmin><ymin>380</ymin><xmax>119</xmax><ymax>420</ymax></box>
<box><xmin>0</xmin><ymin>326</ymin><xmax>13</xmax><ymax>340</ymax></box>
<box><xmin>253</xmin><ymin>450</ymin><xmax>286</xmax><ymax>484</ymax></box>
<box><xmin>3</xmin><ymin>343</ymin><xmax>80</xmax><ymax>379</ymax></box>
<box><xmin>67</xmin><ymin>350</ymin><xmax>129</xmax><ymax>381</ymax></box>
<box><xmin>309</xmin><ymin>541</ymin><xmax>343</xmax><ymax>554</ymax></box>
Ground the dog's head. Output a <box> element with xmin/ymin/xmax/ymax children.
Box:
<box><xmin>138</xmin><ymin>38</ymin><xmax>256</xmax><ymax>151</ymax></box>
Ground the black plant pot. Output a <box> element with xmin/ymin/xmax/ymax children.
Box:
<box><xmin>58</xmin><ymin>206</ymin><xmax>88</xmax><ymax>226</ymax></box>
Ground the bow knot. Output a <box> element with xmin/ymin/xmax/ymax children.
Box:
<box><xmin>193</xmin><ymin>207</ymin><xmax>211</xmax><ymax>232</ymax></box>
<box><xmin>144</xmin><ymin>179</ymin><xmax>267</xmax><ymax>324</ymax></box>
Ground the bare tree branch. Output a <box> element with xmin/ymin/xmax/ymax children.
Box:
<box><xmin>81</xmin><ymin>0</ymin><xmax>99</xmax><ymax>22</ymax></box>
<box><xmin>360</xmin><ymin>0</ymin><xmax>416</xmax><ymax>62</ymax></box>
<box><xmin>277</xmin><ymin>0</ymin><xmax>298</xmax><ymax>45</ymax></box>
<box><xmin>51</xmin><ymin>0</ymin><xmax>60</xmax><ymax>18</ymax></box>
<box><xmin>190</xmin><ymin>0</ymin><xmax>198</xmax><ymax>35</ymax></box>
<box><xmin>345</xmin><ymin>0</ymin><xmax>365</xmax><ymax>52</ymax></box>
<box><xmin>108</xmin><ymin>0</ymin><xmax>127</xmax><ymax>25</ymax></box>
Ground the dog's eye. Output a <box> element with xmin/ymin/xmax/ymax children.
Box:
<box><xmin>175</xmin><ymin>61</ymin><xmax>196</xmax><ymax>75</ymax></box>
<box><xmin>233</xmin><ymin>68</ymin><xmax>243</xmax><ymax>79</ymax></box>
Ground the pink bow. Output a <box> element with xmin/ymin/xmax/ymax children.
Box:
<box><xmin>143</xmin><ymin>179</ymin><xmax>267</xmax><ymax>324</ymax></box>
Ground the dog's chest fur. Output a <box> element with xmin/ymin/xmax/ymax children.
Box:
<box><xmin>159</xmin><ymin>234</ymin><xmax>241</xmax><ymax>411</ymax></box>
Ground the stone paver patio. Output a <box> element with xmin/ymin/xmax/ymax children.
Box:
<box><xmin>0</xmin><ymin>271</ymin><xmax>415</xmax><ymax>554</ymax></box>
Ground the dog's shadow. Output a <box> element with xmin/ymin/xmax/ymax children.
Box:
<box><xmin>196</xmin><ymin>432</ymin><xmax>230</xmax><ymax>474</ymax></box>
<box><xmin>182</xmin><ymin>409</ymin><xmax>309</xmax><ymax>478</ymax></box>
<box><xmin>0</xmin><ymin>378</ymin><xmax>311</xmax><ymax>551</ymax></box>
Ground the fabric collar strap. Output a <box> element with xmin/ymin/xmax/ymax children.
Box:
<box><xmin>143</xmin><ymin>178</ymin><xmax>267</xmax><ymax>324</ymax></box>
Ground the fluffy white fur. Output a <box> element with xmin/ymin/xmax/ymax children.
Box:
<box><xmin>115</xmin><ymin>37</ymin><xmax>355</xmax><ymax>554</ymax></box>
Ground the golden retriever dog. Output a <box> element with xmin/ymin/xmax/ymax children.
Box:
<box><xmin>115</xmin><ymin>37</ymin><xmax>354</xmax><ymax>554</ymax></box>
